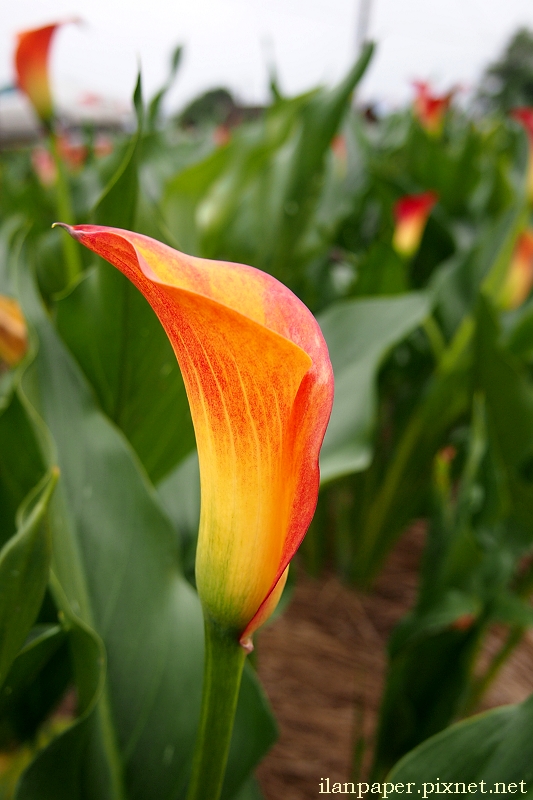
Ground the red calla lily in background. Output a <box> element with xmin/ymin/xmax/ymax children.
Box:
<box><xmin>15</xmin><ymin>21</ymin><xmax>75</xmax><ymax>124</ymax></box>
<box><xmin>500</xmin><ymin>230</ymin><xmax>533</xmax><ymax>310</ymax></box>
<box><xmin>55</xmin><ymin>224</ymin><xmax>334</xmax><ymax>650</ymax></box>
<box><xmin>511</xmin><ymin>108</ymin><xmax>533</xmax><ymax>203</ymax></box>
<box><xmin>413</xmin><ymin>81</ymin><xmax>454</xmax><ymax>135</ymax></box>
<box><xmin>392</xmin><ymin>191</ymin><xmax>438</xmax><ymax>257</ymax></box>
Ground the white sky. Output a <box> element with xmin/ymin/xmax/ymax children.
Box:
<box><xmin>2</xmin><ymin>0</ymin><xmax>533</xmax><ymax>114</ymax></box>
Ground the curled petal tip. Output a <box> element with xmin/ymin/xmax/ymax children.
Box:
<box><xmin>239</xmin><ymin>637</ymin><xmax>254</xmax><ymax>654</ymax></box>
<box><xmin>52</xmin><ymin>222</ymin><xmax>81</xmax><ymax>241</ymax></box>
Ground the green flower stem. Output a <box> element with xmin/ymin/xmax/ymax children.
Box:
<box><xmin>50</xmin><ymin>133</ymin><xmax>83</xmax><ymax>283</ymax></box>
<box><xmin>187</xmin><ymin>616</ymin><xmax>247</xmax><ymax>800</ymax></box>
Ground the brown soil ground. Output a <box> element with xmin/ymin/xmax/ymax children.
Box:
<box><xmin>256</xmin><ymin>525</ymin><xmax>533</xmax><ymax>800</ymax></box>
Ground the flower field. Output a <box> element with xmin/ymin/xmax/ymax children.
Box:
<box><xmin>1</xmin><ymin>22</ymin><xmax>533</xmax><ymax>800</ymax></box>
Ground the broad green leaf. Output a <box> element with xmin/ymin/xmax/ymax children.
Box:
<box><xmin>16</xmin><ymin>252</ymin><xmax>275</xmax><ymax>798</ymax></box>
<box><xmin>318</xmin><ymin>292</ymin><xmax>431</xmax><ymax>482</ymax></box>
<box><xmin>387</xmin><ymin>694</ymin><xmax>533</xmax><ymax>795</ymax></box>
<box><xmin>55</xmin><ymin>266</ymin><xmax>195</xmax><ymax>483</ymax></box>
<box><xmin>0</xmin><ymin>469</ymin><xmax>57</xmax><ymax>688</ymax></box>
<box><xmin>157</xmin><ymin>451</ymin><xmax>200</xmax><ymax>579</ymax></box>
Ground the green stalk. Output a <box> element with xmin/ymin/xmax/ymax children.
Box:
<box><xmin>423</xmin><ymin>314</ymin><xmax>446</xmax><ymax>362</ymax></box>
<box><xmin>187</xmin><ymin>616</ymin><xmax>247</xmax><ymax>800</ymax></box>
<box><xmin>50</xmin><ymin>133</ymin><xmax>83</xmax><ymax>283</ymax></box>
<box><xmin>354</xmin><ymin>314</ymin><xmax>474</xmax><ymax>584</ymax></box>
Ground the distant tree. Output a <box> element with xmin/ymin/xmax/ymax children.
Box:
<box><xmin>477</xmin><ymin>27</ymin><xmax>533</xmax><ymax>113</ymax></box>
<box><xmin>177</xmin><ymin>89</ymin><xmax>236</xmax><ymax>128</ymax></box>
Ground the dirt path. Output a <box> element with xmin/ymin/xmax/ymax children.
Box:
<box><xmin>256</xmin><ymin>526</ymin><xmax>533</xmax><ymax>800</ymax></box>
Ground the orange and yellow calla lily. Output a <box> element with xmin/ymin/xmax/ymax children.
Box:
<box><xmin>15</xmin><ymin>21</ymin><xmax>74</xmax><ymax>123</ymax></box>
<box><xmin>0</xmin><ymin>295</ymin><xmax>28</xmax><ymax>367</ymax></box>
<box><xmin>55</xmin><ymin>224</ymin><xmax>334</xmax><ymax>648</ymax></box>
<box><xmin>511</xmin><ymin>108</ymin><xmax>533</xmax><ymax>203</ymax></box>
<box><xmin>500</xmin><ymin>230</ymin><xmax>533</xmax><ymax>310</ymax></box>
<box><xmin>392</xmin><ymin>191</ymin><xmax>438</xmax><ymax>257</ymax></box>
<box><xmin>413</xmin><ymin>81</ymin><xmax>453</xmax><ymax>136</ymax></box>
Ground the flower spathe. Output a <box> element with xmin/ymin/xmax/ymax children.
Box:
<box><xmin>55</xmin><ymin>224</ymin><xmax>334</xmax><ymax>648</ymax></box>
<box><xmin>15</xmin><ymin>21</ymin><xmax>75</xmax><ymax>123</ymax></box>
<box><xmin>413</xmin><ymin>81</ymin><xmax>453</xmax><ymax>136</ymax></box>
<box><xmin>500</xmin><ymin>230</ymin><xmax>533</xmax><ymax>310</ymax></box>
<box><xmin>511</xmin><ymin>108</ymin><xmax>533</xmax><ymax>203</ymax></box>
<box><xmin>0</xmin><ymin>295</ymin><xmax>27</xmax><ymax>367</ymax></box>
<box><xmin>392</xmin><ymin>191</ymin><xmax>438</xmax><ymax>257</ymax></box>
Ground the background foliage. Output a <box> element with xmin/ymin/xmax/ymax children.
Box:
<box><xmin>2</xmin><ymin>26</ymin><xmax>533</xmax><ymax>798</ymax></box>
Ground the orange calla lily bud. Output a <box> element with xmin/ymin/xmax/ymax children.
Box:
<box><xmin>55</xmin><ymin>224</ymin><xmax>334</xmax><ymax>648</ymax></box>
<box><xmin>0</xmin><ymin>295</ymin><xmax>28</xmax><ymax>367</ymax></box>
<box><xmin>392</xmin><ymin>191</ymin><xmax>438</xmax><ymax>257</ymax></box>
<box><xmin>500</xmin><ymin>231</ymin><xmax>533</xmax><ymax>310</ymax></box>
<box><xmin>511</xmin><ymin>108</ymin><xmax>533</xmax><ymax>203</ymax></box>
<box><xmin>413</xmin><ymin>81</ymin><xmax>453</xmax><ymax>136</ymax></box>
<box><xmin>15</xmin><ymin>21</ymin><xmax>75</xmax><ymax>123</ymax></box>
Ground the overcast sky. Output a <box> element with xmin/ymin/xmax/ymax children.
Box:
<box><xmin>2</xmin><ymin>0</ymin><xmax>533</xmax><ymax>115</ymax></box>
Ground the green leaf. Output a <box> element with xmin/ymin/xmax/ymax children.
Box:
<box><xmin>0</xmin><ymin>469</ymin><xmax>57</xmax><ymax>688</ymax></box>
<box><xmin>163</xmin><ymin>144</ymin><xmax>237</xmax><ymax>256</ymax></box>
<box><xmin>147</xmin><ymin>45</ymin><xmax>183</xmax><ymax>131</ymax></box>
<box><xmin>55</xmin><ymin>75</ymin><xmax>195</xmax><ymax>483</ymax></box>
<box><xmin>55</xmin><ymin>266</ymin><xmax>195</xmax><ymax>483</ymax></box>
<box><xmin>15</xmin><ymin>581</ymin><xmax>114</xmax><ymax>800</ymax></box>
<box><xmin>268</xmin><ymin>42</ymin><xmax>374</xmax><ymax>277</ymax></box>
<box><xmin>93</xmin><ymin>73</ymin><xmax>143</xmax><ymax>230</ymax></box>
<box><xmin>0</xmin><ymin>393</ymin><xmax>45</xmax><ymax>549</ymax></box>
<box><xmin>475</xmin><ymin>296</ymin><xmax>533</xmax><ymax>470</ymax></box>
<box><xmin>318</xmin><ymin>292</ymin><xmax>431</xmax><ymax>482</ymax></box>
<box><xmin>16</xmin><ymin>250</ymin><xmax>275</xmax><ymax>797</ymax></box>
<box><xmin>387</xmin><ymin>694</ymin><xmax>533</xmax><ymax>794</ymax></box>
<box><xmin>157</xmin><ymin>451</ymin><xmax>200</xmax><ymax>579</ymax></box>
<box><xmin>0</xmin><ymin>624</ymin><xmax>70</xmax><ymax>746</ymax></box>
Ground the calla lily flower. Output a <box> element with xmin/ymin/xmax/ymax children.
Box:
<box><xmin>55</xmin><ymin>224</ymin><xmax>334</xmax><ymax>648</ymax></box>
<box><xmin>14</xmin><ymin>21</ymin><xmax>74</xmax><ymax>124</ymax></box>
<box><xmin>511</xmin><ymin>108</ymin><xmax>533</xmax><ymax>203</ymax></box>
<box><xmin>500</xmin><ymin>230</ymin><xmax>533</xmax><ymax>310</ymax></box>
<box><xmin>392</xmin><ymin>191</ymin><xmax>438</xmax><ymax>257</ymax></box>
<box><xmin>0</xmin><ymin>295</ymin><xmax>28</xmax><ymax>367</ymax></box>
<box><xmin>412</xmin><ymin>81</ymin><xmax>453</xmax><ymax>136</ymax></box>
